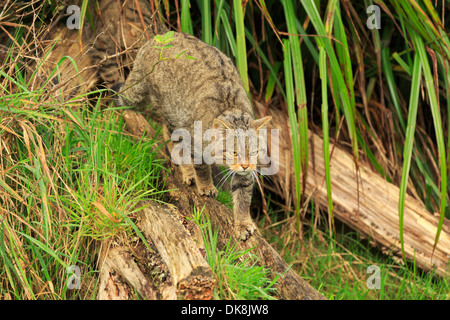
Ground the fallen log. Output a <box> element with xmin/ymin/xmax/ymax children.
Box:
<box><xmin>98</xmin><ymin>246</ymin><xmax>161</xmax><ymax>300</ymax></box>
<box><xmin>163</xmin><ymin>173</ymin><xmax>326</xmax><ymax>300</ymax></box>
<box><xmin>138</xmin><ymin>202</ymin><xmax>215</xmax><ymax>300</ymax></box>
<box><xmin>97</xmin><ymin>199</ymin><xmax>215</xmax><ymax>300</ymax></box>
<box><xmin>254</xmin><ymin>102</ymin><xmax>450</xmax><ymax>277</ymax></box>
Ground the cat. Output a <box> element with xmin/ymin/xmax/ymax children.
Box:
<box><xmin>83</xmin><ymin>0</ymin><xmax>167</xmax><ymax>85</ymax></box>
<box><xmin>112</xmin><ymin>31</ymin><xmax>271</xmax><ymax>241</ymax></box>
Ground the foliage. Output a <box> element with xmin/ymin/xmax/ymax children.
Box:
<box><xmin>1</xmin><ymin>0</ymin><xmax>449</xmax><ymax>300</ymax></box>
<box><xmin>0</xmin><ymin>38</ymin><xmax>167</xmax><ymax>297</ymax></box>
<box><xmin>188</xmin><ymin>206</ymin><xmax>278</xmax><ymax>300</ymax></box>
<box><xmin>177</xmin><ymin>0</ymin><xmax>449</xmax><ymax>262</ymax></box>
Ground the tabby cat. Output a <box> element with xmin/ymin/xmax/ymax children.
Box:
<box><xmin>112</xmin><ymin>29</ymin><xmax>271</xmax><ymax>240</ymax></box>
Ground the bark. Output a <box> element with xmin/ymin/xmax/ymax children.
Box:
<box><xmin>137</xmin><ymin>202</ymin><xmax>215</xmax><ymax>300</ymax></box>
<box><xmin>97</xmin><ymin>199</ymin><xmax>215</xmax><ymax>300</ymax></box>
<box><xmin>98</xmin><ymin>246</ymin><xmax>161</xmax><ymax>300</ymax></box>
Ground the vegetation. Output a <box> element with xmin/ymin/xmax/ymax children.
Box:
<box><xmin>0</xmin><ymin>89</ymin><xmax>166</xmax><ymax>298</ymax></box>
<box><xmin>189</xmin><ymin>205</ymin><xmax>278</xmax><ymax>300</ymax></box>
<box><xmin>0</xmin><ymin>0</ymin><xmax>449</xmax><ymax>299</ymax></box>
<box><xmin>261</xmin><ymin>203</ymin><xmax>449</xmax><ymax>300</ymax></box>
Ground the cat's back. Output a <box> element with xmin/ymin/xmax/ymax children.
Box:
<box><xmin>137</xmin><ymin>32</ymin><xmax>240</xmax><ymax>82</ymax></box>
<box><xmin>135</xmin><ymin>32</ymin><xmax>251</xmax><ymax>120</ymax></box>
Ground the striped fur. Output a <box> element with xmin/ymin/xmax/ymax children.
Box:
<box><xmin>114</xmin><ymin>30</ymin><xmax>271</xmax><ymax>241</ymax></box>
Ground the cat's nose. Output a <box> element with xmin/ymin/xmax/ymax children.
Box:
<box><xmin>241</xmin><ymin>164</ymin><xmax>249</xmax><ymax>170</ymax></box>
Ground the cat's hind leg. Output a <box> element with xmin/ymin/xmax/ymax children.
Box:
<box><xmin>163</xmin><ymin>124</ymin><xmax>197</xmax><ymax>185</ymax></box>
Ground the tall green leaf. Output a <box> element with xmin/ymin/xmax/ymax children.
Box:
<box><xmin>233</xmin><ymin>0</ymin><xmax>249</xmax><ymax>96</ymax></box>
<box><xmin>412</xmin><ymin>31</ymin><xmax>448</xmax><ymax>253</ymax></box>
<box><xmin>283</xmin><ymin>39</ymin><xmax>302</xmax><ymax>230</ymax></box>
<box><xmin>282</xmin><ymin>0</ymin><xmax>309</xmax><ymax>193</ymax></box>
<box><xmin>398</xmin><ymin>51</ymin><xmax>422</xmax><ymax>259</ymax></box>
<box><xmin>181</xmin><ymin>0</ymin><xmax>193</xmax><ymax>34</ymax></box>
<box><xmin>201</xmin><ymin>0</ymin><xmax>213</xmax><ymax>44</ymax></box>
<box><xmin>319</xmin><ymin>46</ymin><xmax>335</xmax><ymax>235</ymax></box>
<box><xmin>301</xmin><ymin>0</ymin><xmax>359</xmax><ymax>162</ymax></box>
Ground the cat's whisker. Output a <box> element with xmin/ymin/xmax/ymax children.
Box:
<box><xmin>220</xmin><ymin>172</ymin><xmax>234</xmax><ymax>189</ymax></box>
<box><xmin>255</xmin><ymin>168</ymin><xmax>274</xmax><ymax>185</ymax></box>
<box><xmin>217</xmin><ymin>172</ymin><xmax>230</xmax><ymax>188</ymax></box>
<box><xmin>215</xmin><ymin>168</ymin><xmax>230</xmax><ymax>183</ymax></box>
<box><xmin>217</xmin><ymin>168</ymin><xmax>234</xmax><ymax>189</ymax></box>
<box><xmin>214</xmin><ymin>167</ymin><xmax>230</xmax><ymax>179</ymax></box>
<box><xmin>252</xmin><ymin>170</ymin><xmax>264</xmax><ymax>196</ymax></box>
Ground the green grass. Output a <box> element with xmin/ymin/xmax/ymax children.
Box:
<box><xmin>189</xmin><ymin>206</ymin><xmax>278</xmax><ymax>300</ymax></box>
<box><xmin>282</xmin><ymin>0</ymin><xmax>309</xmax><ymax>217</ymax></box>
<box><xmin>262</xmin><ymin>209</ymin><xmax>450</xmax><ymax>300</ymax></box>
<box><xmin>216</xmin><ymin>186</ymin><xmax>234</xmax><ymax>209</ymax></box>
<box><xmin>283</xmin><ymin>39</ymin><xmax>302</xmax><ymax>231</ymax></box>
<box><xmin>233</xmin><ymin>0</ymin><xmax>250</xmax><ymax>96</ymax></box>
<box><xmin>0</xmin><ymin>53</ymin><xmax>168</xmax><ymax>298</ymax></box>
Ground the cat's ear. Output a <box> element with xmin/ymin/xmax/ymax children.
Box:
<box><xmin>213</xmin><ymin>118</ymin><xmax>231</xmax><ymax>131</ymax></box>
<box><xmin>253</xmin><ymin>116</ymin><xmax>272</xmax><ymax>131</ymax></box>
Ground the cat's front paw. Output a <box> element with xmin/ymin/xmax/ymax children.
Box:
<box><xmin>179</xmin><ymin>165</ymin><xmax>196</xmax><ymax>186</ymax></box>
<box><xmin>236</xmin><ymin>221</ymin><xmax>257</xmax><ymax>241</ymax></box>
<box><xmin>183</xmin><ymin>173</ymin><xmax>196</xmax><ymax>186</ymax></box>
<box><xmin>198</xmin><ymin>184</ymin><xmax>218</xmax><ymax>197</ymax></box>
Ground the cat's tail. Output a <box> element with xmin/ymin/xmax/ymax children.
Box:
<box><xmin>84</xmin><ymin>0</ymin><xmax>169</xmax><ymax>86</ymax></box>
<box><xmin>110</xmin><ymin>79</ymin><xmax>148</xmax><ymax>110</ymax></box>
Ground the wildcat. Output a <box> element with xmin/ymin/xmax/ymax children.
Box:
<box><xmin>113</xmin><ymin>31</ymin><xmax>271</xmax><ymax>241</ymax></box>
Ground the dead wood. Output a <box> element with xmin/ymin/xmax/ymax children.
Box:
<box><xmin>98</xmin><ymin>246</ymin><xmax>161</xmax><ymax>300</ymax></box>
<box><xmin>163</xmin><ymin>172</ymin><xmax>326</xmax><ymax>300</ymax></box>
<box><xmin>254</xmin><ymin>102</ymin><xmax>450</xmax><ymax>277</ymax></box>
<box><xmin>137</xmin><ymin>202</ymin><xmax>215</xmax><ymax>300</ymax></box>
<box><xmin>97</xmin><ymin>199</ymin><xmax>215</xmax><ymax>300</ymax></box>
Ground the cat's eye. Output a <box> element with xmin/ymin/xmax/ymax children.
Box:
<box><xmin>250</xmin><ymin>150</ymin><xmax>258</xmax><ymax>156</ymax></box>
<box><xmin>229</xmin><ymin>150</ymin><xmax>237</xmax><ymax>156</ymax></box>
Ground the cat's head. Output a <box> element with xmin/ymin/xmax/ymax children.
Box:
<box><xmin>212</xmin><ymin>111</ymin><xmax>271</xmax><ymax>176</ymax></box>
